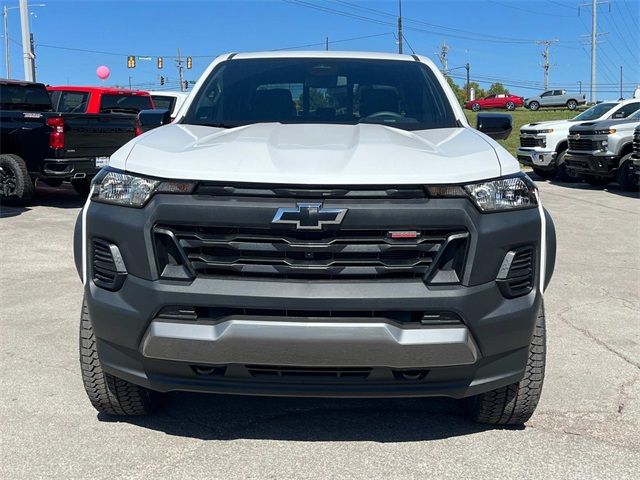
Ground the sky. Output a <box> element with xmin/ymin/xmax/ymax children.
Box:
<box><xmin>2</xmin><ymin>0</ymin><xmax>639</xmax><ymax>99</ymax></box>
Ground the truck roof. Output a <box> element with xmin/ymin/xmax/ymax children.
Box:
<box><xmin>47</xmin><ymin>85</ymin><xmax>150</xmax><ymax>95</ymax></box>
<box><xmin>0</xmin><ymin>78</ymin><xmax>47</xmax><ymax>88</ymax></box>
<box><xmin>229</xmin><ymin>50</ymin><xmax>420</xmax><ymax>62</ymax></box>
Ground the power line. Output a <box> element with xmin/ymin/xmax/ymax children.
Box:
<box><xmin>329</xmin><ymin>0</ymin><xmax>550</xmax><ymax>44</ymax></box>
<box><xmin>546</xmin><ymin>0</ymin><xmax>579</xmax><ymax>10</ymax></box>
<box><xmin>286</xmin><ymin>0</ymin><xmax>577</xmax><ymax>46</ymax></box>
<box><xmin>489</xmin><ymin>0</ymin><xmax>574</xmax><ymax>17</ymax></box>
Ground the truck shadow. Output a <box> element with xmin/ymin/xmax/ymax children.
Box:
<box><xmin>528</xmin><ymin>171</ymin><xmax>639</xmax><ymax>198</ymax></box>
<box><xmin>0</xmin><ymin>183</ymin><xmax>85</xmax><ymax>217</ymax></box>
<box><xmin>99</xmin><ymin>393</ymin><xmax>520</xmax><ymax>442</ymax></box>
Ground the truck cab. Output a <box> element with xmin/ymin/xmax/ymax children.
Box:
<box><xmin>517</xmin><ymin>99</ymin><xmax>640</xmax><ymax>180</ymax></box>
<box><xmin>48</xmin><ymin>86</ymin><xmax>154</xmax><ymax>115</ymax></box>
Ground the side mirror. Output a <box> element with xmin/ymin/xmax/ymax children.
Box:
<box><xmin>476</xmin><ymin>113</ymin><xmax>512</xmax><ymax>140</ymax></box>
<box><xmin>136</xmin><ymin>109</ymin><xmax>171</xmax><ymax>134</ymax></box>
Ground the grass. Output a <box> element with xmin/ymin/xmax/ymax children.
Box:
<box><xmin>464</xmin><ymin>108</ymin><xmax>578</xmax><ymax>156</ymax></box>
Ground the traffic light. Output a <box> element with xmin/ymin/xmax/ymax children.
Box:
<box><xmin>157</xmin><ymin>56</ymin><xmax>164</xmax><ymax>69</ymax></box>
<box><xmin>127</xmin><ymin>56</ymin><xmax>136</xmax><ymax>68</ymax></box>
<box><xmin>186</xmin><ymin>56</ymin><xmax>192</xmax><ymax>69</ymax></box>
<box><xmin>160</xmin><ymin>76</ymin><xmax>165</xmax><ymax>86</ymax></box>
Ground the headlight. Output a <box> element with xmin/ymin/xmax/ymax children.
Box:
<box><xmin>426</xmin><ymin>174</ymin><xmax>538</xmax><ymax>212</ymax></box>
<box><xmin>92</xmin><ymin>169</ymin><xmax>195</xmax><ymax>207</ymax></box>
<box><xmin>535</xmin><ymin>129</ymin><xmax>554</xmax><ymax>134</ymax></box>
<box><xmin>593</xmin><ymin>128</ymin><xmax>616</xmax><ymax>135</ymax></box>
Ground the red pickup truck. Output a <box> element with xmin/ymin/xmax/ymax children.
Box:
<box><xmin>47</xmin><ymin>86</ymin><xmax>154</xmax><ymax>115</ymax></box>
<box><xmin>465</xmin><ymin>93</ymin><xmax>524</xmax><ymax>112</ymax></box>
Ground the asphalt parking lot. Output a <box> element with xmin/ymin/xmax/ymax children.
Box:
<box><xmin>1</xmin><ymin>177</ymin><xmax>639</xmax><ymax>480</ymax></box>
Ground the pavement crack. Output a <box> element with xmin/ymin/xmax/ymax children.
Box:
<box><xmin>555</xmin><ymin>302</ymin><xmax>640</xmax><ymax>370</ymax></box>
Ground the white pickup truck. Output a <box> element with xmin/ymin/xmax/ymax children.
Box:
<box><xmin>564</xmin><ymin>109</ymin><xmax>640</xmax><ymax>190</ymax></box>
<box><xmin>517</xmin><ymin>99</ymin><xmax>640</xmax><ymax>180</ymax></box>
<box><xmin>74</xmin><ymin>51</ymin><xmax>556</xmax><ymax>425</ymax></box>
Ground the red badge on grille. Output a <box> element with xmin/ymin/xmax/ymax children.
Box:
<box><xmin>389</xmin><ymin>231</ymin><xmax>420</xmax><ymax>239</ymax></box>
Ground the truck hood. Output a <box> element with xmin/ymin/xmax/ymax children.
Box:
<box><xmin>569</xmin><ymin>118</ymin><xmax>640</xmax><ymax>132</ymax></box>
<box><xmin>521</xmin><ymin>119</ymin><xmax>576</xmax><ymax>130</ymax></box>
<box><xmin>119</xmin><ymin>123</ymin><xmax>506</xmax><ymax>185</ymax></box>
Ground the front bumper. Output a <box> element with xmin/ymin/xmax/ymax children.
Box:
<box><xmin>76</xmin><ymin>194</ymin><xmax>556</xmax><ymax>399</ymax></box>
<box><xmin>517</xmin><ymin>148</ymin><xmax>556</xmax><ymax>168</ymax></box>
<box><xmin>564</xmin><ymin>152</ymin><xmax>619</xmax><ymax>177</ymax></box>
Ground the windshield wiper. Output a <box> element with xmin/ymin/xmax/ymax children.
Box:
<box><xmin>194</xmin><ymin>122</ymin><xmax>240</xmax><ymax>129</ymax></box>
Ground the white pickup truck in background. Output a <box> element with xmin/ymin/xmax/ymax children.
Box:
<box><xmin>517</xmin><ymin>98</ymin><xmax>640</xmax><ymax>180</ymax></box>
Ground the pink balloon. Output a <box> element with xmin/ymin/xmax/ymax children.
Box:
<box><xmin>96</xmin><ymin>65</ymin><xmax>110</xmax><ymax>80</ymax></box>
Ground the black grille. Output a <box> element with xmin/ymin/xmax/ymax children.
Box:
<box><xmin>92</xmin><ymin>239</ymin><xmax>127</xmax><ymax>291</ymax></box>
<box><xmin>498</xmin><ymin>246</ymin><xmax>534</xmax><ymax>298</ymax></box>
<box><xmin>568</xmin><ymin>137</ymin><xmax>600</xmax><ymax>151</ymax></box>
<box><xmin>519</xmin><ymin>136</ymin><xmax>544</xmax><ymax>148</ymax></box>
<box><xmin>246</xmin><ymin>365</ymin><xmax>373</xmax><ymax>379</ymax></box>
<box><xmin>156</xmin><ymin>305</ymin><xmax>464</xmax><ymax>326</ymax></box>
<box><xmin>154</xmin><ymin>225</ymin><xmax>467</xmax><ymax>280</ymax></box>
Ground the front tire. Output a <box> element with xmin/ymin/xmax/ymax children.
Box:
<box><xmin>532</xmin><ymin>167</ymin><xmax>556</xmax><ymax>179</ymax></box>
<box><xmin>79</xmin><ymin>299</ymin><xmax>159</xmax><ymax>416</ymax></box>
<box><xmin>616</xmin><ymin>155</ymin><xmax>639</xmax><ymax>192</ymax></box>
<box><xmin>469</xmin><ymin>302</ymin><xmax>546</xmax><ymax>425</ymax></box>
<box><xmin>555</xmin><ymin>151</ymin><xmax>580</xmax><ymax>182</ymax></box>
<box><xmin>583</xmin><ymin>175</ymin><xmax>610</xmax><ymax>187</ymax></box>
<box><xmin>0</xmin><ymin>153</ymin><xmax>34</xmax><ymax>205</ymax></box>
<box><xmin>529</xmin><ymin>101</ymin><xmax>540</xmax><ymax>111</ymax></box>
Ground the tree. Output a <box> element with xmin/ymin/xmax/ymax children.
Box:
<box><xmin>445</xmin><ymin>75</ymin><xmax>466</xmax><ymax>105</ymax></box>
<box><xmin>487</xmin><ymin>82</ymin><xmax>509</xmax><ymax>95</ymax></box>
<box><xmin>463</xmin><ymin>82</ymin><xmax>486</xmax><ymax>101</ymax></box>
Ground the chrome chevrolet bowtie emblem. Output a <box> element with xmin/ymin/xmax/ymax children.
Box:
<box><xmin>272</xmin><ymin>203</ymin><xmax>347</xmax><ymax>230</ymax></box>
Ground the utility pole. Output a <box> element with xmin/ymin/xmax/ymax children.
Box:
<box><xmin>465</xmin><ymin>63</ymin><xmax>470</xmax><ymax>100</ymax></box>
<box><xmin>537</xmin><ymin>39</ymin><xmax>557</xmax><ymax>90</ymax></box>
<box><xmin>437</xmin><ymin>42</ymin><xmax>449</xmax><ymax>72</ymax></box>
<box><xmin>128</xmin><ymin>76</ymin><xmax>132</xmax><ymax>90</ymax></box>
<box><xmin>619</xmin><ymin>66</ymin><xmax>623</xmax><ymax>99</ymax></box>
<box><xmin>580</xmin><ymin>0</ymin><xmax>610</xmax><ymax>103</ymax></box>
<box><xmin>176</xmin><ymin>48</ymin><xmax>185</xmax><ymax>92</ymax></box>
<box><xmin>19</xmin><ymin>0</ymin><xmax>34</xmax><ymax>82</ymax></box>
<box><xmin>397</xmin><ymin>0</ymin><xmax>403</xmax><ymax>54</ymax></box>
<box><xmin>325</xmin><ymin>36</ymin><xmax>329</xmax><ymax>51</ymax></box>
<box><xmin>578</xmin><ymin>80</ymin><xmax>582</xmax><ymax>93</ymax></box>
<box><xmin>3</xmin><ymin>5</ymin><xmax>9</xmax><ymax>78</ymax></box>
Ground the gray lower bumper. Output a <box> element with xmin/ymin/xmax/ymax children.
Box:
<box><xmin>141</xmin><ymin>319</ymin><xmax>479</xmax><ymax>368</ymax></box>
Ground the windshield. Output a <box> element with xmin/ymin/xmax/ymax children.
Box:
<box><xmin>151</xmin><ymin>95</ymin><xmax>176</xmax><ymax>112</ymax></box>
<box><xmin>572</xmin><ymin>102</ymin><xmax>616</xmax><ymax>121</ymax></box>
<box><xmin>183</xmin><ymin>58</ymin><xmax>458</xmax><ymax>130</ymax></box>
<box><xmin>99</xmin><ymin>94</ymin><xmax>153</xmax><ymax>114</ymax></box>
<box><xmin>628</xmin><ymin>109</ymin><xmax>640</xmax><ymax>120</ymax></box>
<box><xmin>0</xmin><ymin>83</ymin><xmax>52</xmax><ymax>111</ymax></box>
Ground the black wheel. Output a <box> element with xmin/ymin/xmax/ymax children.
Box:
<box><xmin>583</xmin><ymin>175</ymin><xmax>610</xmax><ymax>187</ymax></box>
<box><xmin>616</xmin><ymin>155</ymin><xmax>639</xmax><ymax>192</ymax></box>
<box><xmin>71</xmin><ymin>177</ymin><xmax>92</xmax><ymax>197</ymax></box>
<box><xmin>566</xmin><ymin>99</ymin><xmax>578</xmax><ymax>110</ymax></box>
<box><xmin>555</xmin><ymin>151</ymin><xmax>580</xmax><ymax>182</ymax></box>
<box><xmin>528</xmin><ymin>101</ymin><xmax>540</xmax><ymax>111</ymax></box>
<box><xmin>79</xmin><ymin>299</ymin><xmax>159</xmax><ymax>416</ymax></box>
<box><xmin>505</xmin><ymin>101</ymin><xmax>516</xmax><ymax>111</ymax></box>
<box><xmin>471</xmin><ymin>103</ymin><xmax>481</xmax><ymax>112</ymax></box>
<box><xmin>469</xmin><ymin>302</ymin><xmax>546</xmax><ymax>425</ymax></box>
<box><xmin>0</xmin><ymin>153</ymin><xmax>34</xmax><ymax>205</ymax></box>
<box><xmin>532</xmin><ymin>167</ymin><xmax>556</xmax><ymax>179</ymax></box>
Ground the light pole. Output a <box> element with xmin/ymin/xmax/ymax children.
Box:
<box><xmin>2</xmin><ymin>2</ymin><xmax>45</xmax><ymax>79</ymax></box>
